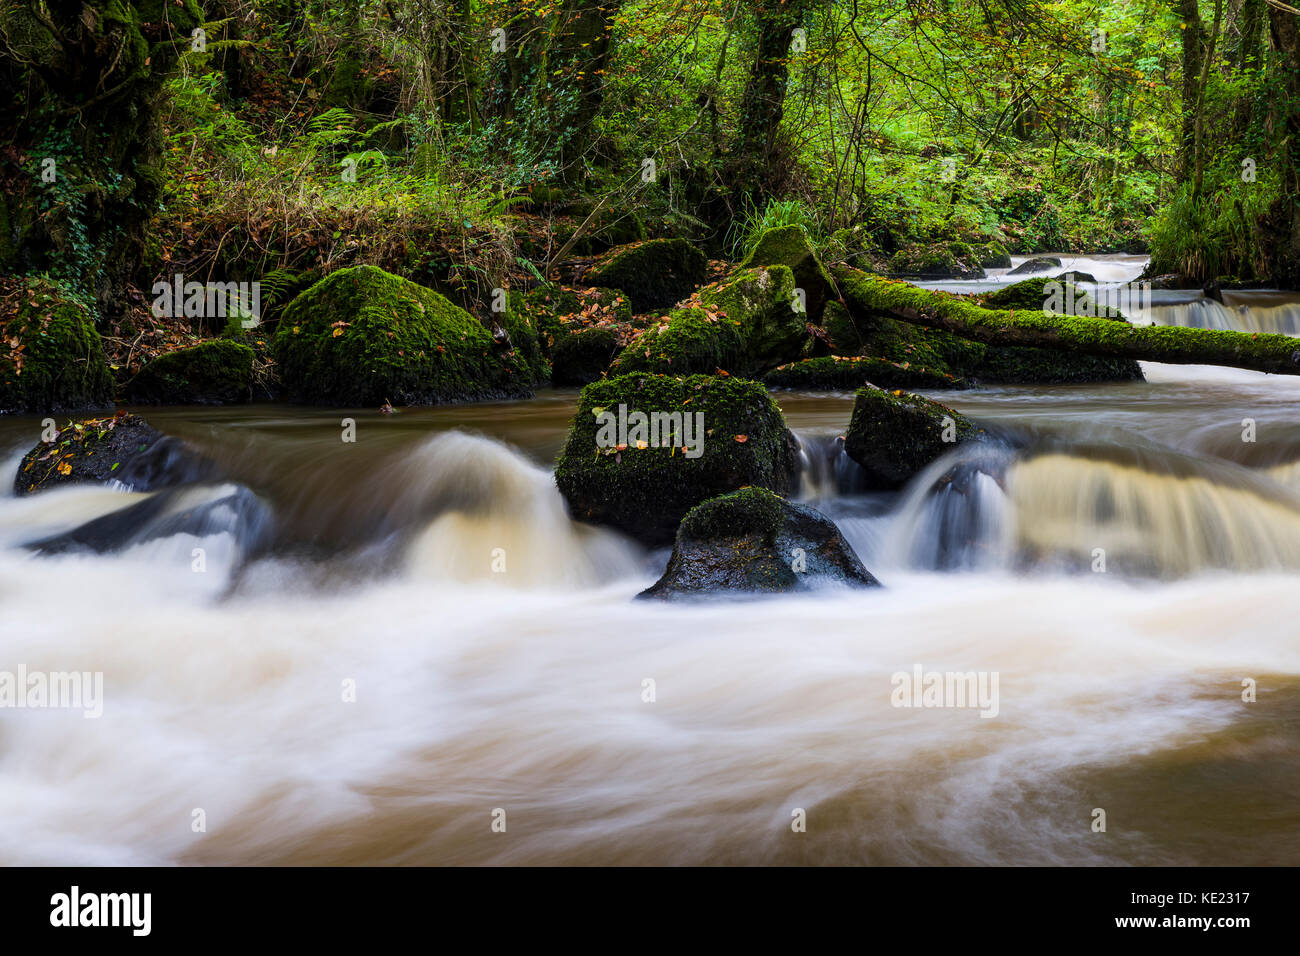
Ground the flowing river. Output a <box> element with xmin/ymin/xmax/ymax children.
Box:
<box><xmin>2</xmin><ymin>256</ymin><xmax>1299</xmax><ymax>865</ymax></box>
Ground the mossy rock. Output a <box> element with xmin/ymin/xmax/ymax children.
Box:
<box><xmin>551</xmin><ymin>327</ymin><xmax>622</xmax><ymax>386</ymax></box>
<box><xmin>739</xmin><ymin>224</ymin><xmax>835</xmax><ymax>319</ymax></box>
<box><xmin>554</xmin><ymin>373</ymin><xmax>800</xmax><ymax>545</ymax></box>
<box><xmin>639</xmin><ymin>487</ymin><xmax>879</xmax><ymax>599</ymax></box>
<box><xmin>609</xmin><ymin>266</ymin><xmax>806</xmax><ymax>378</ymax></box>
<box><xmin>888</xmin><ymin>243</ymin><xmax>985</xmax><ymax>280</ymax></box>
<box><xmin>843</xmin><ymin>386</ymin><xmax>980</xmax><ymax>489</ymax></box>
<box><xmin>124</xmin><ymin>340</ymin><xmax>254</xmax><ymax>405</ymax></box>
<box><xmin>273</xmin><ymin>265</ymin><xmax>535</xmax><ymax>406</ymax></box>
<box><xmin>974</xmin><ymin>241</ymin><xmax>1012</xmax><ymax>269</ymax></box>
<box><xmin>765</xmin><ymin>355</ymin><xmax>963</xmax><ymax>391</ymax></box>
<box><xmin>585</xmin><ymin>238</ymin><xmax>709</xmax><ymax>312</ymax></box>
<box><xmin>1</xmin><ymin>276</ymin><xmax>113</xmax><ymax>414</ymax></box>
<box><xmin>496</xmin><ymin>300</ymin><xmax>549</xmax><ymax>385</ymax></box>
<box><xmin>12</xmin><ymin>412</ymin><xmax>219</xmax><ymax>496</ymax></box>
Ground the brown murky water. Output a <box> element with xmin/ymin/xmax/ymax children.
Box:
<box><xmin>3</xmin><ymin>288</ymin><xmax>1300</xmax><ymax>865</ymax></box>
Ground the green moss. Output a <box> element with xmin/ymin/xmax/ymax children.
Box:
<box><xmin>765</xmin><ymin>355</ymin><xmax>963</xmax><ymax>390</ymax></box>
<box><xmin>124</xmin><ymin>340</ymin><xmax>254</xmax><ymax>405</ymax></box>
<box><xmin>821</xmin><ymin>300</ymin><xmax>864</xmax><ymax>354</ymax></box>
<box><xmin>273</xmin><ymin>265</ymin><xmax>534</xmax><ymax>406</ymax></box>
<box><xmin>738</xmin><ymin>224</ymin><xmax>835</xmax><ymax>318</ymax></box>
<box><xmin>1</xmin><ymin>276</ymin><xmax>113</xmax><ymax>414</ymax></box>
<box><xmin>554</xmin><ymin>373</ymin><xmax>800</xmax><ymax>545</ymax></box>
<box><xmin>678</xmin><ymin>486</ymin><xmax>787</xmax><ymax>546</ymax></box>
<box><xmin>888</xmin><ymin>242</ymin><xmax>984</xmax><ymax>279</ymax></box>
<box><xmin>838</xmin><ymin>269</ymin><xmax>1146</xmax><ymax>384</ymax></box>
<box><xmin>608</xmin><ymin>305</ymin><xmax>747</xmax><ymax>377</ymax></box>
<box><xmin>586</xmin><ymin>238</ymin><xmax>709</xmax><ymax>312</ymax></box>
<box><xmin>609</xmin><ymin>266</ymin><xmax>805</xmax><ymax>378</ymax></box>
<box><xmin>843</xmin><ymin>385</ymin><xmax>979</xmax><ymax>489</ymax></box>
<box><xmin>974</xmin><ymin>241</ymin><xmax>1012</xmax><ymax>269</ymax></box>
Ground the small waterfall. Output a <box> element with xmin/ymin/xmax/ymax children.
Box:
<box><xmin>1135</xmin><ymin>292</ymin><xmax>1300</xmax><ymax>337</ymax></box>
<box><xmin>877</xmin><ymin>443</ymin><xmax>1015</xmax><ymax>571</ymax></box>
<box><xmin>881</xmin><ymin>440</ymin><xmax>1300</xmax><ymax>576</ymax></box>
<box><xmin>793</xmin><ymin>431</ymin><xmax>866</xmax><ymax>501</ymax></box>
<box><xmin>404</xmin><ymin>431</ymin><xmax>643</xmax><ymax>588</ymax></box>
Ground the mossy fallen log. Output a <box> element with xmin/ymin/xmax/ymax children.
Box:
<box><xmin>834</xmin><ymin>267</ymin><xmax>1300</xmax><ymax>375</ymax></box>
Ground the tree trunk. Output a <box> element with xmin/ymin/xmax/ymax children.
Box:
<box><xmin>1174</xmin><ymin>0</ymin><xmax>1205</xmax><ymax>185</ymax></box>
<box><xmin>835</xmin><ymin>267</ymin><xmax>1300</xmax><ymax>375</ymax></box>
<box><xmin>733</xmin><ymin>0</ymin><xmax>814</xmax><ymax>205</ymax></box>
<box><xmin>482</xmin><ymin>0</ymin><xmax>619</xmax><ymax>185</ymax></box>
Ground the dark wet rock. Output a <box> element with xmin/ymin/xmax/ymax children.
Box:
<box><xmin>843</xmin><ymin>385</ymin><xmax>980</xmax><ymax>489</ymax></box>
<box><xmin>1007</xmin><ymin>256</ymin><xmax>1063</xmax><ymax>276</ymax></box>
<box><xmin>12</xmin><ymin>413</ymin><xmax>221</xmax><ymax>496</ymax></box>
<box><xmin>585</xmin><ymin>238</ymin><xmax>709</xmax><ymax>312</ymax></box>
<box><xmin>24</xmin><ymin>483</ymin><xmax>273</xmax><ymax>560</ymax></box>
<box><xmin>639</xmin><ymin>487</ymin><xmax>879</xmax><ymax>599</ymax></box>
<box><xmin>1059</xmin><ymin>270</ymin><xmax>1098</xmax><ymax>285</ymax></box>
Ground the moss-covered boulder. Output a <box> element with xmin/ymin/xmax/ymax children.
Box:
<box><xmin>273</xmin><ymin>265</ymin><xmax>535</xmax><ymax>406</ymax></box>
<box><xmin>765</xmin><ymin>355</ymin><xmax>962</xmax><ymax>391</ymax></box>
<box><xmin>739</xmin><ymin>225</ymin><xmax>835</xmax><ymax>319</ymax></box>
<box><xmin>608</xmin><ymin>266</ymin><xmax>807</xmax><ymax>378</ymax></box>
<box><xmin>124</xmin><ymin>340</ymin><xmax>254</xmax><ymax>405</ymax></box>
<box><xmin>12</xmin><ymin>412</ymin><xmax>219</xmax><ymax>496</ymax></box>
<box><xmin>585</xmin><ymin>238</ymin><xmax>709</xmax><ymax>312</ymax></box>
<box><xmin>639</xmin><ymin>487</ymin><xmax>879</xmax><ymax>599</ymax></box>
<box><xmin>555</xmin><ymin>373</ymin><xmax>800</xmax><ymax>545</ymax></box>
<box><xmin>843</xmin><ymin>386</ymin><xmax>980</xmax><ymax>489</ymax></box>
<box><xmin>551</xmin><ymin>327</ymin><xmax>622</xmax><ymax>386</ymax></box>
<box><xmin>496</xmin><ymin>300</ymin><xmax>549</xmax><ymax>385</ymax></box>
<box><xmin>974</xmin><ymin>241</ymin><xmax>1012</xmax><ymax>269</ymax></box>
<box><xmin>1</xmin><ymin>276</ymin><xmax>113</xmax><ymax>414</ymax></box>
<box><xmin>888</xmin><ymin>242</ymin><xmax>985</xmax><ymax>280</ymax></box>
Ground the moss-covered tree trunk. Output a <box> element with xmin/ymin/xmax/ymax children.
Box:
<box><xmin>1</xmin><ymin>0</ymin><xmax>203</xmax><ymax>318</ymax></box>
<box><xmin>835</xmin><ymin>267</ymin><xmax>1300</xmax><ymax>375</ymax></box>
<box><xmin>482</xmin><ymin>0</ymin><xmax>620</xmax><ymax>185</ymax></box>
